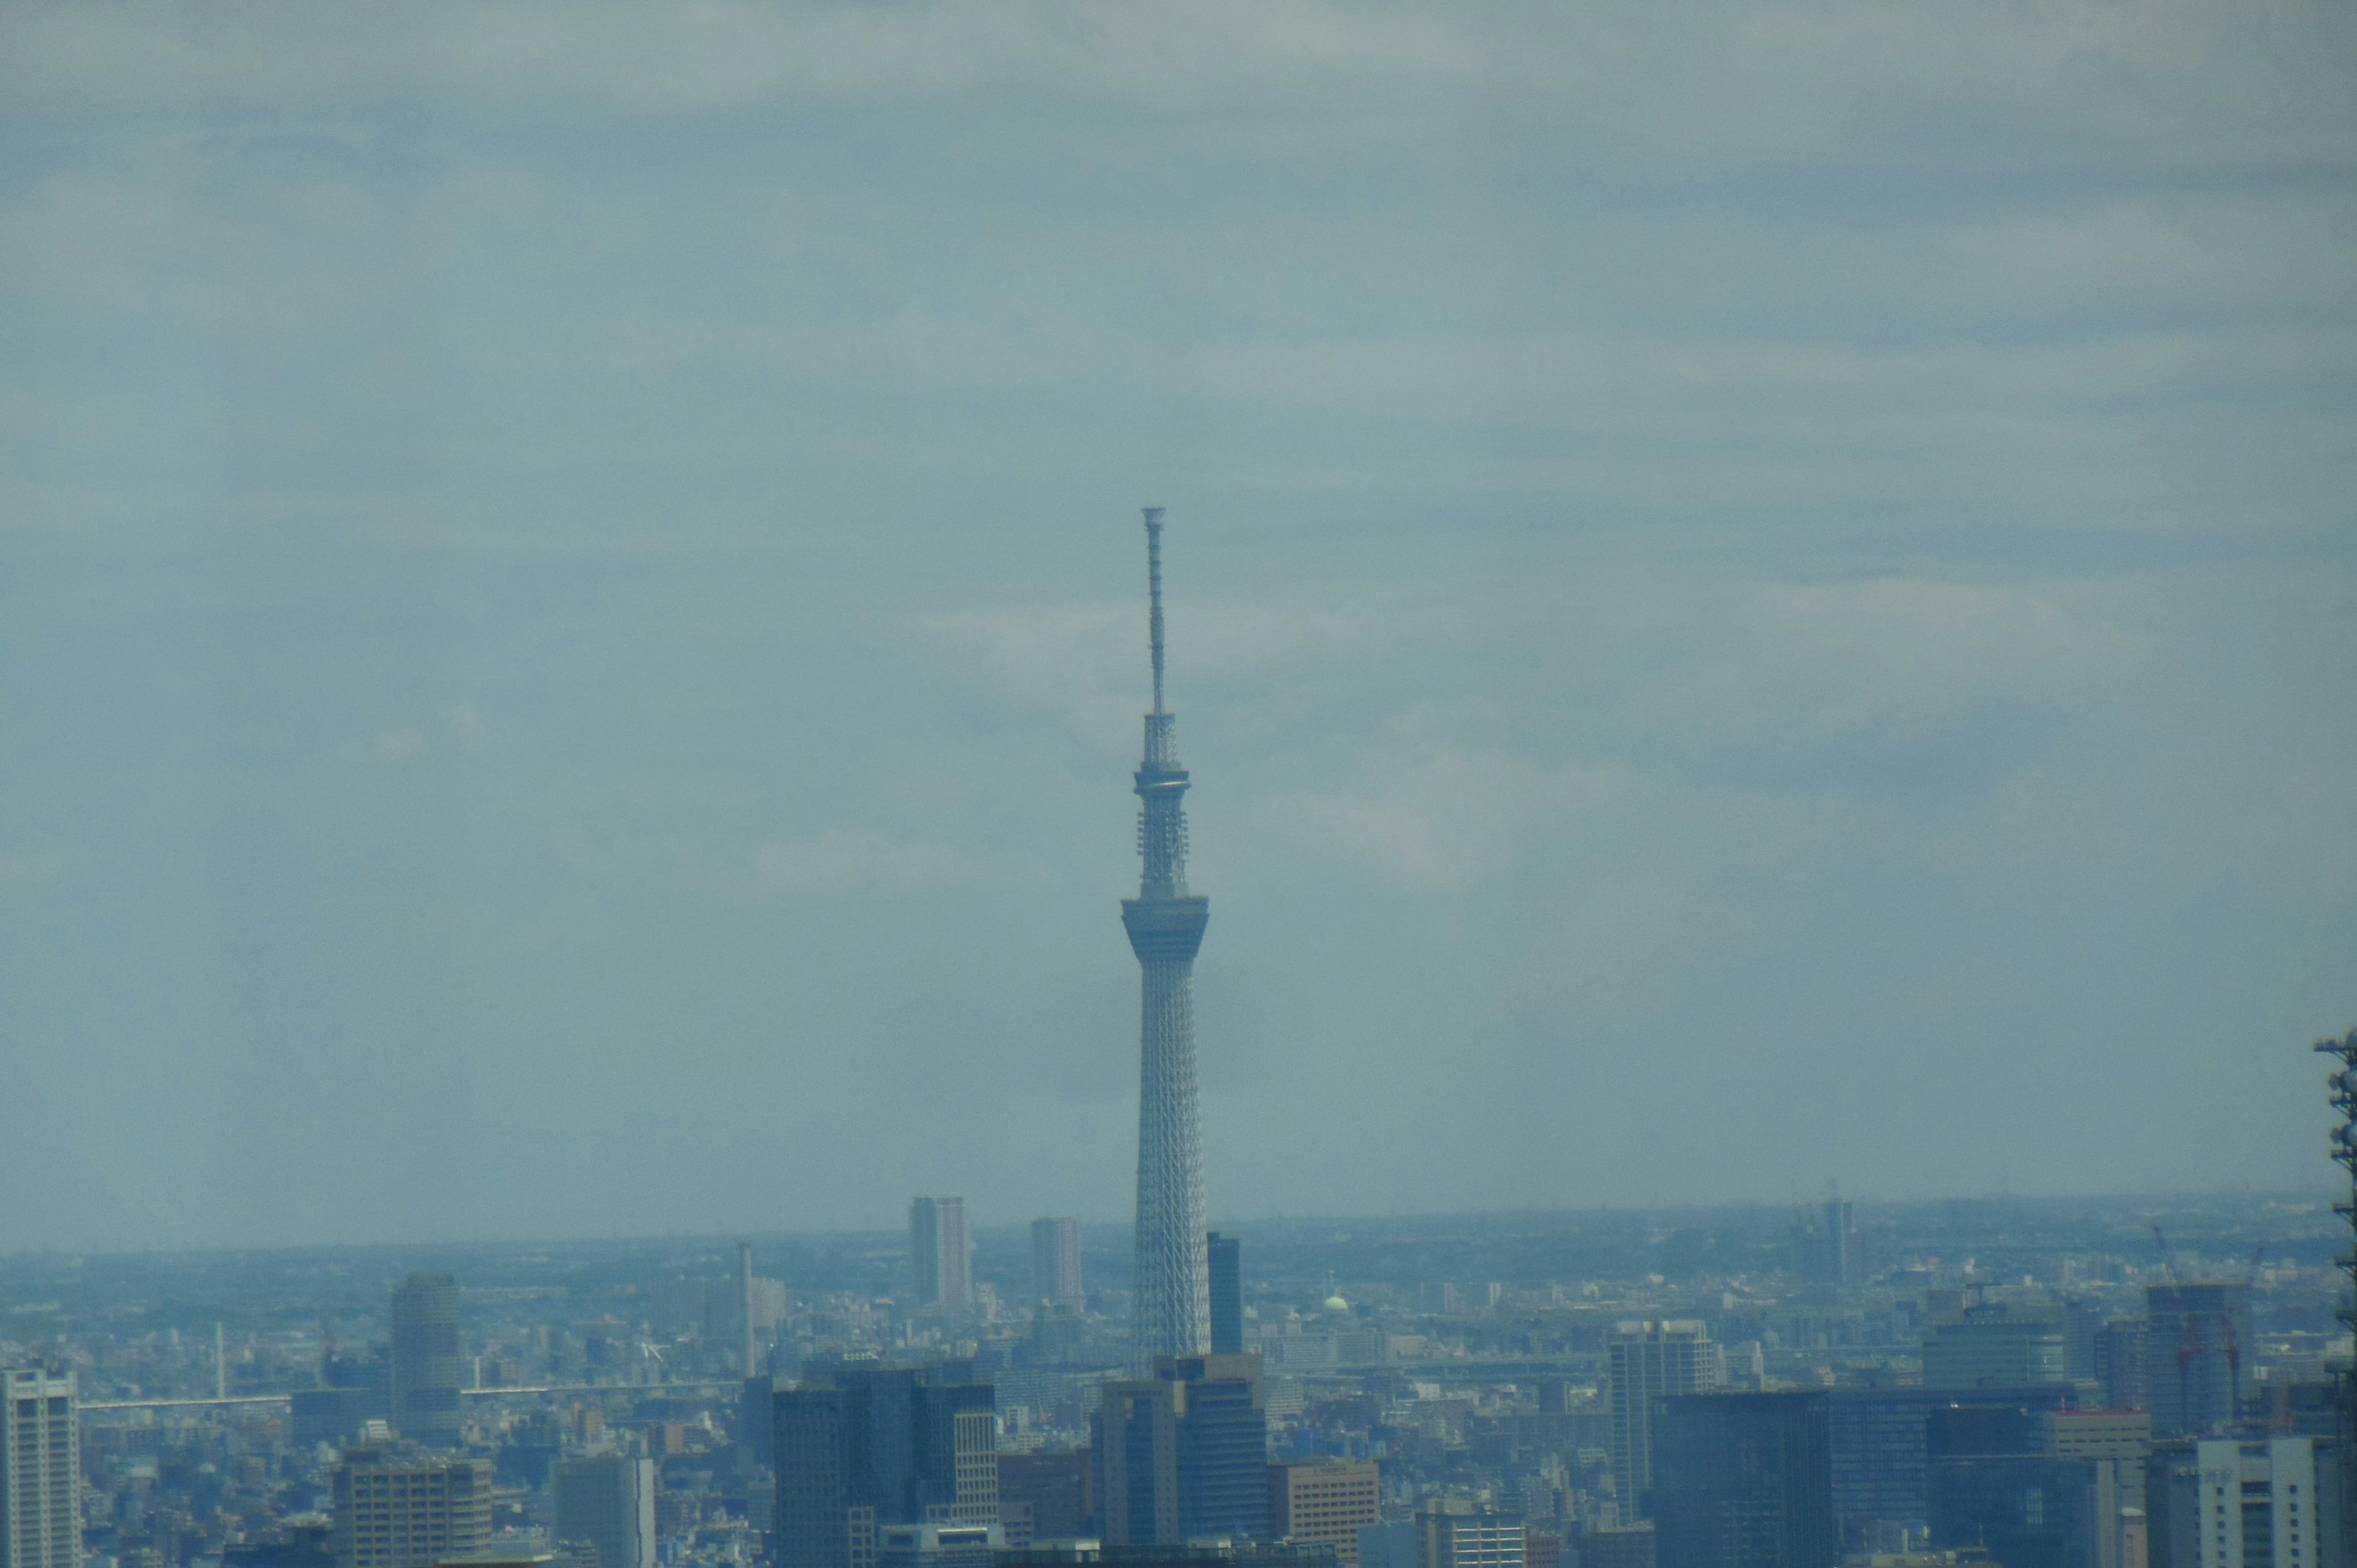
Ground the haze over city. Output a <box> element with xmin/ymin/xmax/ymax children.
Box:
<box><xmin>9</xmin><ymin>11</ymin><xmax>2357</xmax><ymax>1568</ymax></box>
<box><xmin>1</xmin><ymin>0</ymin><xmax>2351</xmax><ymax>1255</ymax></box>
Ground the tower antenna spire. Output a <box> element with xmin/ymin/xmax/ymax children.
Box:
<box><xmin>1144</xmin><ymin>506</ymin><xmax>1167</xmax><ymax>716</ymax></box>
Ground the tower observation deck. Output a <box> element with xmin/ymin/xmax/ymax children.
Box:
<box><xmin>1121</xmin><ymin>506</ymin><xmax>1211</xmax><ymax>1365</ymax></box>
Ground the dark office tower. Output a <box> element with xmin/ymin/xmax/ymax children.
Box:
<box><xmin>2094</xmin><ymin>1318</ymin><xmax>2148</xmax><ymax>1412</ymax></box>
<box><xmin>1824</xmin><ymin>1383</ymin><xmax>2077</xmax><ymax>1551</ymax></box>
<box><xmin>1921</xmin><ymin>1302</ymin><xmax>2066</xmax><ymax>1388</ymax></box>
<box><xmin>1098</xmin><ymin>1378</ymin><xmax>1180</xmax><ymax>1546</ymax></box>
<box><xmin>1790</xmin><ymin>1200</ymin><xmax>1860</xmax><ymax>1288</ymax></box>
<box><xmin>1649</xmin><ymin>1392</ymin><xmax>1835</xmax><ymax>1568</ymax></box>
<box><xmin>776</xmin><ymin>1389</ymin><xmax>854</xmax><ymax>1568</ymax></box>
<box><xmin>2145</xmin><ymin>1283</ymin><xmax>2251</xmax><ymax>1439</ymax></box>
<box><xmin>389</xmin><ymin>1273</ymin><xmax>463</xmax><ymax>1447</ymax></box>
<box><xmin>1123</xmin><ymin>508</ymin><xmax>1212</xmax><ymax>1366</ymax></box>
<box><xmin>996</xmin><ymin>1452</ymin><xmax>1091</xmax><ymax>1546</ymax></box>
<box><xmin>910</xmin><ymin>1198</ymin><xmax>971</xmax><ymax>1313</ymax></box>
<box><xmin>1172</xmin><ymin>1354</ymin><xmax>1269</xmax><ymax>1540</ymax></box>
<box><xmin>1095</xmin><ymin>1354</ymin><xmax>1268</xmax><ymax>1545</ymax></box>
<box><xmin>773</xmin><ymin>1365</ymin><xmax>997</xmax><ymax>1568</ymax></box>
<box><xmin>551</xmin><ymin>1454</ymin><xmax>657</xmax><ymax>1568</ymax></box>
<box><xmin>743</xmin><ymin>1375</ymin><xmax>777</xmax><ymax>1466</ymax></box>
<box><xmin>1925</xmin><ymin>1406</ymin><xmax>2102</xmax><ymax>1568</ymax></box>
<box><xmin>1207</xmin><ymin>1234</ymin><xmax>1243</xmax><ymax>1356</ymax></box>
<box><xmin>1032</xmin><ymin>1219</ymin><xmax>1084</xmax><ymax>1309</ymax></box>
<box><xmin>2061</xmin><ymin>1300</ymin><xmax>2105</xmax><ymax>1385</ymax></box>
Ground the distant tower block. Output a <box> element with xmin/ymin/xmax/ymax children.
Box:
<box><xmin>909</xmin><ymin>1197</ymin><xmax>970</xmax><ymax>1312</ymax></box>
<box><xmin>1122</xmin><ymin>507</ymin><xmax>1212</xmax><ymax>1366</ymax></box>
<box><xmin>389</xmin><ymin>1273</ymin><xmax>463</xmax><ymax>1447</ymax></box>
<box><xmin>1031</xmin><ymin>1218</ymin><xmax>1083</xmax><ymax>1308</ymax></box>
<box><xmin>738</xmin><ymin>1241</ymin><xmax>757</xmax><ymax>1374</ymax></box>
<box><xmin>1207</xmin><ymin>1232</ymin><xmax>1242</xmax><ymax>1355</ymax></box>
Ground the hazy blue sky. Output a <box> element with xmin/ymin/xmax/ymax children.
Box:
<box><xmin>2</xmin><ymin>1</ymin><xmax>2353</xmax><ymax>1251</ymax></box>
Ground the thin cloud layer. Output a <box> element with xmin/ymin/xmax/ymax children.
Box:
<box><xmin>0</xmin><ymin>1</ymin><xmax>2349</xmax><ymax>1246</ymax></box>
<box><xmin>1291</xmin><ymin>746</ymin><xmax>1627</xmax><ymax>891</ymax></box>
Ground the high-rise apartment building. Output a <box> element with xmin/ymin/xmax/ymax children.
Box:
<box><xmin>1097</xmin><ymin>1353</ymin><xmax>1269</xmax><ymax>1545</ymax></box>
<box><xmin>552</xmin><ymin>1454</ymin><xmax>657</xmax><ymax>1568</ymax></box>
<box><xmin>330</xmin><ymin>1446</ymin><xmax>493</xmax><ymax>1568</ymax></box>
<box><xmin>2148</xmin><ymin>1437</ymin><xmax>2333</xmax><ymax>1568</ymax></box>
<box><xmin>388</xmin><ymin>1273</ymin><xmax>463</xmax><ymax>1446</ymax></box>
<box><xmin>1031</xmin><ymin>1220</ymin><xmax>1084</xmax><ymax>1309</ymax></box>
<box><xmin>1268</xmin><ymin>1461</ymin><xmax>1380</xmax><ymax>1564</ymax></box>
<box><xmin>910</xmin><ymin>1199</ymin><xmax>971</xmax><ymax>1314</ymax></box>
<box><xmin>739</xmin><ymin>1242</ymin><xmax>761</xmax><ymax>1373</ymax></box>
<box><xmin>1208</xmin><ymin>1234</ymin><xmax>1244</xmax><ymax>1357</ymax></box>
<box><xmin>1</xmin><ymin>1369</ymin><xmax>79</xmax><ymax>1568</ymax></box>
<box><xmin>1609</xmin><ymin>1321</ymin><xmax>1723</xmax><ymax>1521</ymax></box>
<box><xmin>1648</xmin><ymin>1392</ymin><xmax>1835</xmax><ymax>1568</ymax></box>
<box><xmin>773</xmin><ymin>1365</ymin><xmax>997</xmax><ymax>1568</ymax></box>
<box><xmin>951</xmin><ymin>1410</ymin><xmax>999</xmax><ymax>1527</ymax></box>
<box><xmin>2145</xmin><ymin>1284</ymin><xmax>2251</xmax><ymax>1439</ymax></box>
<box><xmin>1121</xmin><ymin>508</ymin><xmax>1213</xmax><ymax>1367</ymax></box>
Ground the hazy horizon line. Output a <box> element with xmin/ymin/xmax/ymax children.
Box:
<box><xmin>4</xmin><ymin>1184</ymin><xmax>2336</xmax><ymax>1267</ymax></box>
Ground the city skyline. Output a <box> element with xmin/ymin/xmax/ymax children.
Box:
<box><xmin>14</xmin><ymin>1187</ymin><xmax>2349</xmax><ymax>1568</ymax></box>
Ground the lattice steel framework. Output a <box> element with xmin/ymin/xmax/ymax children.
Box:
<box><xmin>1121</xmin><ymin>506</ymin><xmax>1212</xmax><ymax>1367</ymax></box>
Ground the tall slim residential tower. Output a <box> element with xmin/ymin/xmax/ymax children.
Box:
<box><xmin>908</xmin><ymin>1198</ymin><xmax>970</xmax><ymax>1313</ymax></box>
<box><xmin>739</xmin><ymin>1241</ymin><xmax>759</xmax><ymax>1374</ymax></box>
<box><xmin>1206</xmin><ymin>1233</ymin><xmax>1242</xmax><ymax>1356</ymax></box>
<box><xmin>1121</xmin><ymin>507</ymin><xmax>1212</xmax><ymax>1367</ymax></box>
<box><xmin>389</xmin><ymin>1273</ymin><xmax>463</xmax><ymax>1447</ymax></box>
<box><xmin>1031</xmin><ymin>1219</ymin><xmax>1084</xmax><ymax>1308</ymax></box>
<box><xmin>0</xmin><ymin>1368</ymin><xmax>80</xmax><ymax>1568</ymax></box>
<box><xmin>1607</xmin><ymin>1319</ymin><xmax>1723</xmax><ymax>1521</ymax></box>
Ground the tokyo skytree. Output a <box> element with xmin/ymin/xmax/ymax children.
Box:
<box><xmin>1121</xmin><ymin>506</ymin><xmax>1211</xmax><ymax>1366</ymax></box>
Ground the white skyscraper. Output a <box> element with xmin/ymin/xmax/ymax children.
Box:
<box><xmin>1121</xmin><ymin>508</ymin><xmax>1212</xmax><ymax>1367</ymax></box>
<box><xmin>1</xmin><ymin>1369</ymin><xmax>79</xmax><ymax>1568</ymax></box>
